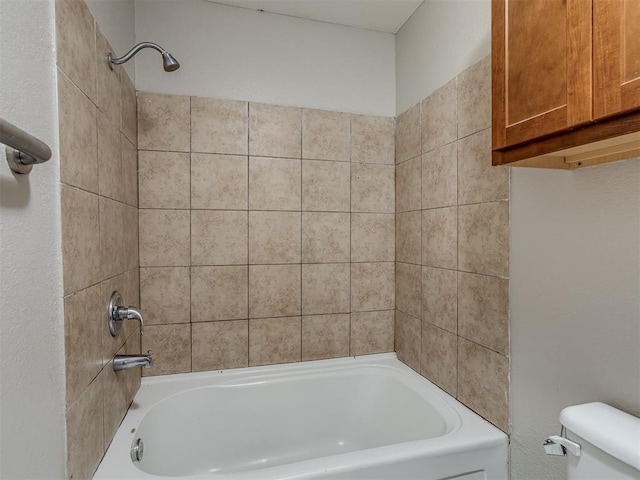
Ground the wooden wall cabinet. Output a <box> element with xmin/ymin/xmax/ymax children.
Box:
<box><xmin>492</xmin><ymin>0</ymin><xmax>640</xmax><ymax>169</ymax></box>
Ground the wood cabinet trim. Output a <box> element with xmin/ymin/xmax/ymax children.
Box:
<box><xmin>492</xmin><ymin>0</ymin><xmax>507</xmax><ymax>149</ymax></box>
<box><xmin>593</xmin><ymin>0</ymin><xmax>622</xmax><ymax>118</ymax></box>
<box><xmin>493</xmin><ymin>110</ymin><xmax>640</xmax><ymax>166</ymax></box>
<box><xmin>567</xmin><ymin>0</ymin><xmax>593</xmax><ymax>125</ymax></box>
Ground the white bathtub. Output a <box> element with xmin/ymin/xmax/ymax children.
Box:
<box><xmin>94</xmin><ymin>354</ymin><xmax>507</xmax><ymax>480</ymax></box>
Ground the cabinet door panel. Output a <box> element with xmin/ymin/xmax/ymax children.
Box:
<box><xmin>493</xmin><ymin>0</ymin><xmax>592</xmax><ymax>149</ymax></box>
<box><xmin>594</xmin><ymin>0</ymin><xmax>640</xmax><ymax>118</ymax></box>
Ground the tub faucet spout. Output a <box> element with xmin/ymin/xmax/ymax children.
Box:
<box><xmin>113</xmin><ymin>350</ymin><xmax>153</xmax><ymax>371</ymax></box>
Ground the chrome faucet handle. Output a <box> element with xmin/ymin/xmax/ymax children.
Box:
<box><xmin>108</xmin><ymin>291</ymin><xmax>146</xmax><ymax>337</ymax></box>
<box><xmin>116</xmin><ymin>305</ymin><xmax>145</xmax><ymax>336</ymax></box>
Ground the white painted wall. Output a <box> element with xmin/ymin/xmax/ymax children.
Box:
<box><xmin>0</xmin><ymin>0</ymin><xmax>66</xmax><ymax>478</ymax></box>
<box><xmin>395</xmin><ymin>0</ymin><xmax>490</xmax><ymax>114</ymax></box>
<box><xmin>85</xmin><ymin>0</ymin><xmax>136</xmax><ymax>80</ymax></box>
<box><xmin>510</xmin><ymin>160</ymin><xmax>640</xmax><ymax>479</ymax></box>
<box><xmin>134</xmin><ymin>0</ymin><xmax>396</xmax><ymax>116</ymax></box>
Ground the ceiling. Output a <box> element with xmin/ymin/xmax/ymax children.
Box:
<box><xmin>206</xmin><ymin>0</ymin><xmax>424</xmax><ymax>34</ymax></box>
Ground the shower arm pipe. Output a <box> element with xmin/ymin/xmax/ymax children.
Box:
<box><xmin>108</xmin><ymin>42</ymin><xmax>167</xmax><ymax>69</ymax></box>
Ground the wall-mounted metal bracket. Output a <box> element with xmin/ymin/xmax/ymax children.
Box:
<box><xmin>1</xmin><ymin>118</ymin><xmax>52</xmax><ymax>175</ymax></box>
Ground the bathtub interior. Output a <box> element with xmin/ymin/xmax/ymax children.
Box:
<box><xmin>94</xmin><ymin>354</ymin><xmax>507</xmax><ymax>480</ymax></box>
<box><xmin>134</xmin><ymin>367</ymin><xmax>459</xmax><ymax>477</ymax></box>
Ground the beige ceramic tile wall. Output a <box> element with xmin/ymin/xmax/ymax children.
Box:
<box><xmin>137</xmin><ymin>95</ymin><xmax>396</xmax><ymax>375</ymax></box>
<box><xmin>395</xmin><ymin>56</ymin><xmax>511</xmax><ymax>433</ymax></box>
<box><xmin>56</xmin><ymin>1</ymin><xmax>140</xmax><ymax>478</ymax></box>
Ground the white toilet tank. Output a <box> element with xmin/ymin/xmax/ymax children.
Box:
<box><xmin>560</xmin><ymin>402</ymin><xmax>640</xmax><ymax>480</ymax></box>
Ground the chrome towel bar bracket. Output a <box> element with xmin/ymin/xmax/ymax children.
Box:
<box><xmin>0</xmin><ymin>117</ymin><xmax>52</xmax><ymax>174</ymax></box>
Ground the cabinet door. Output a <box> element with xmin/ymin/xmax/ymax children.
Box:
<box><xmin>594</xmin><ymin>0</ymin><xmax>640</xmax><ymax>119</ymax></box>
<box><xmin>492</xmin><ymin>0</ymin><xmax>592</xmax><ymax>149</ymax></box>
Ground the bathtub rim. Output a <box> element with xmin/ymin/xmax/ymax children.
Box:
<box><xmin>95</xmin><ymin>353</ymin><xmax>508</xmax><ymax>480</ymax></box>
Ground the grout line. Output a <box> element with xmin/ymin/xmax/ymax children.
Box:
<box><xmin>418</xmin><ymin>95</ymin><xmax>424</xmax><ymax>374</ymax></box>
<box><xmin>349</xmin><ymin>113</ymin><xmax>354</xmax><ymax>356</ymax></box>
<box><xmin>348</xmin><ymin>114</ymin><xmax>353</xmax><ymax>356</ymax></box>
<box><xmin>246</xmin><ymin>102</ymin><xmax>251</xmax><ymax>367</ymax></box>
<box><xmin>189</xmin><ymin>97</ymin><xmax>194</xmax><ymax>372</ymax></box>
<box><xmin>299</xmin><ymin>109</ymin><xmax>303</xmax><ymax>361</ymax></box>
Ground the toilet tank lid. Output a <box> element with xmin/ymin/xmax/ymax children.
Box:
<box><xmin>560</xmin><ymin>402</ymin><xmax>640</xmax><ymax>471</ymax></box>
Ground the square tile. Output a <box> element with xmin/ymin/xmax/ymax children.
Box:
<box><xmin>138</xmin><ymin>151</ymin><xmax>190</xmax><ymax>209</ymax></box>
<box><xmin>97</xmin><ymin>112</ymin><xmax>122</xmax><ymax>202</ymax></box>
<box><xmin>58</xmin><ymin>71</ymin><xmax>98</xmax><ymax>193</ymax></box>
<box><xmin>249</xmin><ymin>265</ymin><xmax>301</xmax><ymax>318</ymax></box>
<box><xmin>138</xmin><ymin>92</ymin><xmax>190</xmax><ymax>152</ymax></box>
<box><xmin>351</xmin><ymin>114</ymin><xmax>395</xmax><ymax>165</ymax></box>
<box><xmin>102</xmin><ymin>353</ymin><xmax>128</xmax><ymax>447</ymax></box>
<box><xmin>302</xmin><ymin>314</ymin><xmax>350</xmax><ymax>361</ymax></box>
<box><xmin>351</xmin><ymin>310</ymin><xmax>394</xmax><ymax>355</ymax></box>
<box><xmin>191</xmin><ymin>97</ymin><xmax>248</xmax><ymax>155</ymax></box>
<box><xmin>302</xmin><ymin>212</ymin><xmax>350</xmax><ymax>263</ymax></box>
<box><xmin>100</xmin><ymin>274</ymin><xmax>128</xmax><ymax>363</ymax></box>
<box><xmin>458</xmin><ymin>272</ymin><xmax>509</xmax><ymax>355</ymax></box>
<box><xmin>458</xmin><ymin>129</ymin><xmax>509</xmax><ymax>205</ymax></box>
<box><xmin>351</xmin><ymin>262</ymin><xmax>394</xmax><ymax>312</ymax></box>
<box><xmin>55</xmin><ymin>0</ymin><xmax>96</xmax><ymax>101</ymax></box>
<box><xmin>249</xmin><ymin>103</ymin><xmax>301</xmax><ymax>158</ymax></box>
<box><xmin>191</xmin><ymin>210</ymin><xmax>248</xmax><ymax>265</ymax></box>
<box><xmin>396</xmin><ymin>103</ymin><xmax>420</xmax><ymax>163</ymax></box>
<box><xmin>351</xmin><ymin>213</ymin><xmax>394</xmax><ymax>262</ymax></box>
<box><xmin>458</xmin><ymin>202</ymin><xmax>509</xmax><ymax>277</ymax></box>
<box><xmin>99</xmin><ymin>197</ymin><xmax>126</xmax><ymax>279</ymax></box>
<box><xmin>249</xmin><ymin>317</ymin><xmax>301</xmax><ymax>366</ymax></box>
<box><xmin>123</xmin><ymin>268</ymin><xmax>141</xmax><ymax>309</ymax></box>
<box><xmin>61</xmin><ymin>186</ymin><xmax>100</xmax><ymax>295</ymax></box>
<box><xmin>396</xmin><ymin>211</ymin><xmax>421</xmax><ymax>265</ymax></box>
<box><xmin>66</xmin><ymin>375</ymin><xmax>103</xmax><ymax>480</ymax></box>
<box><xmin>64</xmin><ymin>284</ymin><xmax>102</xmax><ymax>406</ymax></box>
<box><xmin>122</xmin><ymin>331</ymin><xmax>141</xmax><ymax>406</ymax></box>
<box><xmin>120</xmin><ymin>72</ymin><xmax>137</xmax><ymax>146</ymax></box>
<box><xmin>191</xmin><ymin>154</ymin><xmax>248</xmax><ymax>210</ymax></box>
<box><xmin>121</xmin><ymin>136</ymin><xmax>138</xmax><ymax>207</ymax></box>
<box><xmin>302</xmin><ymin>109</ymin><xmax>350</xmax><ymax>161</ymax></box>
<box><xmin>351</xmin><ymin>163</ymin><xmax>394</xmax><ymax>213</ymax></box>
<box><xmin>302</xmin><ymin>263</ymin><xmax>350</xmax><ymax>315</ymax></box>
<box><xmin>249</xmin><ymin>157</ymin><xmax>301</xmax><ymax>210</ymax></box>
<box><xmin>422</xmin><ymin>267</ymin><xmax>457</xmax><ymax>333</ymax></box>
<box><xmin>139</xmin><ymin>209</ymin><xmax>190</xmax><ymax>267</ymax></box>
<box><xmin>421</xmin><ymin>322</ymin><xmax>457</xmax><ymax>396</ymax></box>
<box><xmin>302</xmin><ymin>160</ymin><xmax>350</xmax><ymax>212</ymax></box>
<box><xmin>422</xmin><ymin>142</ymin><xmax>457</xmax><ymax>209</ymax></box>
<box><xmin>395</xmin><ymin>310</ymin><xmax>421</xmax><ymax>372</ymax></box>
<box><xmin>122</xmin><ymin>205</ymin><xmax>139</xmax><ymax>271</ymax></box>
<box><xmin>191</xmin><ymin>266</ymin><xmax>248</xmax><ymax>322</ymax></box>
<box><xmin>422</xmin><ymin>207</ymin><xmax>457</xmax><ymax>270</ymax></box>
<box><xmin>140</xmin><ymin>267</ymin><xmax>190</xmax><ymax>325</ymax></box>
<box><xmin>458</xmin><ymin>337</ymin><xmax>509</xmax><ymax>432</ymax></box>
<box><xmin>142</xmin><ymin>324</ymin><xmax>191</xmax><ymax>376</ymax></box>
<box><xmin>422</xmin><ymin>78</ymin><xmax>457</xmax><ymax>153</ymax></box>
<box><xmin>192</xmin><ymin>320</ymin><xmax>249</xmax><ymax>371</ymax></box>
<box><xmin>396</xmin><ymin>156</ymin><xmax>421</xmax><ymax>212</ymax></box>
<box><xmin>249</xmin><ymin>211</ymin><xmax>301</xmax><ymax>264</ymax></box>
<box><xmin>396</xmin><ymin>262</ymin><xmax>421</xmax><ymax>318</ymax></box>
<box><xmin>95</xmin><ymin>28</ymin><xmax>121</xmax><ymax>126</ymax></box>
<box><xmin>457</xmin><ymin>55</ymin><xmax>491</xmax><ymax>138</ymax></box>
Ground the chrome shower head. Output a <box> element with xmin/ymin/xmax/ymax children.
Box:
<box><xmin>108</xmin><ymin>42</ymin><xmax>180</xmax><ymax>72</ymax></box>
<box><xmin>161</xmin><ymin>52</ymin><xmax>180</xmax><ymax>72</ymax></box>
